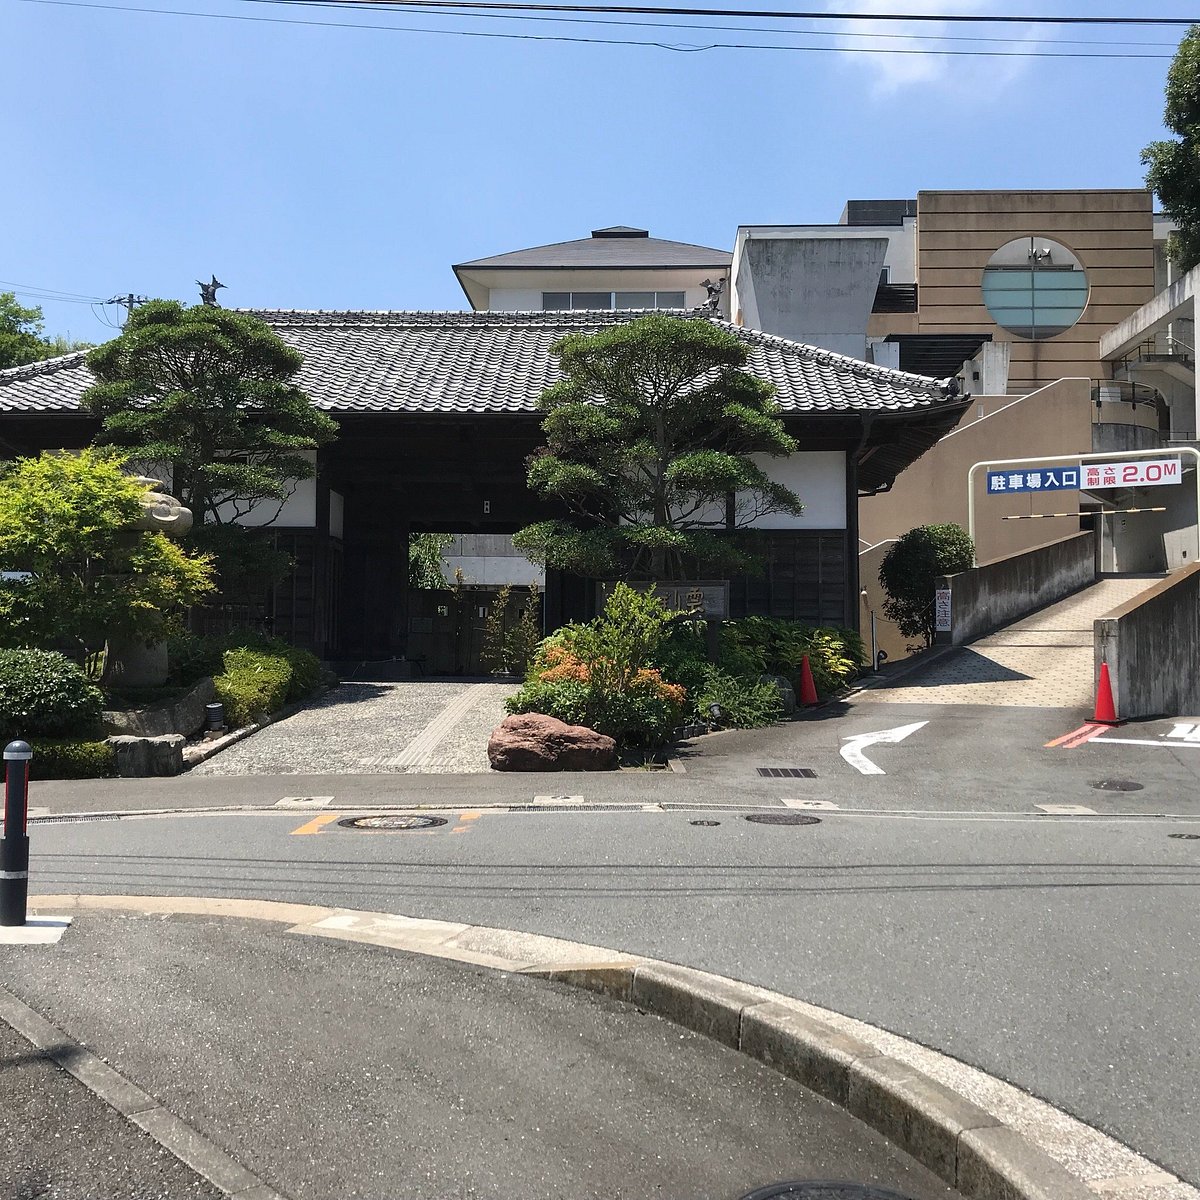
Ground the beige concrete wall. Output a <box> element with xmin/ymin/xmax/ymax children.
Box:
<box><xmin>915</xmin><ymin>191</ymin><xmax>1156</xmax><ymax>393</ymax></box>
<box><xmin>858</xmin><ymin>377</ymin><xmax>1094</xmax><ymax>659</ymax></box>
<box><xmin>860</xmin><ymin>377</ymin><xmax>1093</xmax><ymax>561</ymax></box>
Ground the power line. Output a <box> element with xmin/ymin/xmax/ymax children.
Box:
<box><xmin>0</xmin><ymin>277</ymin><xmax>106</xmax><ymax>303</ymax></box>
<box><xmin>9</xmin><ymin>0</ymin><xmax>1185</xmax><ymax>56</ymax></box>
<box><xmin>241</xmin><ymin>0</ymin><xmax>1183</xmax><ymax>46</ymax></box>
<box><xmin>145</xmin><ymin>0</ymin><xmax>1200</xmax><ymax>26</ymax></box>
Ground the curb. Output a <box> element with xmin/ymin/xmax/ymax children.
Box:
<box><xmin>0</xmin><ymin>983</ymin><xmax>289</xmax><ymax>1200</ymax></box>
<box><xmin>23</xmin><ymin>894</ymin><xmax>1192</xmax><ymax>1200</ymax></box>
<box><xmin>183</xmin><ymin>683</ymin><xmax>336</xmax><ymax>769</ymax></box>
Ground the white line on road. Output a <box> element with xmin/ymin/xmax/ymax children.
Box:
<box><xmin>1092</xmin><ymin>737</ymin><xmax>1200</xmax><ymax>748</ymax></box>
<box><xmin>781</xmin><ymin>799</ymin><xmax>841</xmax><ymax>810</ymax></box>
<box><xmin>840</xmin><ymin>721</ymin><xmax>928</xmax><ymax>775</ymax></box>
<box><xmin>1036</xmin><ymin>804</ymin><xmax>1098</xmax><ymax>815</ymax></box>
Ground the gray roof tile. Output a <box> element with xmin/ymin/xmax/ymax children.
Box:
<box><xmin>0</xmin><ymin>309</ymin><xmax>956</xmax><ymax>417</ymax></box>
<box><xmin>454</xmin><ymin>234</ymin><xmax>732</xmax><ymax>271</ymax></box>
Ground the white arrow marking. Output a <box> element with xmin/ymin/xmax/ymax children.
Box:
<box><xmin>840</xmin><ymin>721</ymin><xmax>928</xmax><ymax>776</ymax></box>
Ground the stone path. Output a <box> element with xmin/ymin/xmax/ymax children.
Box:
<box><xmin>858</xmin><ymin>576</ymin><xmax>1161</xmax><ymax>709</ymax></box>
<box><xmin>193</xmin><ymin>679</ymin><xmax>518</xmax><ymax>775</ymax></box>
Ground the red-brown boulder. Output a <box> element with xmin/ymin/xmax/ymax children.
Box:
<box><xmin>488</xmin><ymin>713</ymin><xmax>616</xmax><ymax>772</ymax></box>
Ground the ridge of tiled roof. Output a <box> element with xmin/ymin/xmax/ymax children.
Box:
<box><xmin>0</xmin><ymin>309</ymin><xmax>959</xmax><ymax>417</ymax></box>
<box><xmin>0</xmin><ymin>348</ymin><xmax>92</xmax><ymax>381</ymax></box>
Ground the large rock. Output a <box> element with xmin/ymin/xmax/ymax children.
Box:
<box><xmin>107</xmin><ymin>734</ymin><xmax>186</xmax><ymax>777</ymax></box>
<box><xmin>104</xmin><ymin>677</ymin><xmax>216</xmax><ymax>738</ymax></box>
<box><xmin>488</xmin><ymin>714</ymin><xmax>616</xmax><ymax>772</ymax></box>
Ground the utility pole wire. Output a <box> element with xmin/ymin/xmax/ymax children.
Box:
<box><xmin>214</xmin><ymin>0</ymin><xmax>1200</xmax><ymax>25</ymax></box>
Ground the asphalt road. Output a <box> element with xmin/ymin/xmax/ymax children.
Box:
<box><xmin>30</xmin><ymin>697</ymin><xmax>1200</xmax><ymax>818</ymax></box>
<box><xmin>20</xmin><ymin>802</ymin><xmax>1200</xmax><ymax>1186</ymax></box>
<box><xmin>0</xmin><ymin>913</ymin><xmax>960</xmax><ymax>1200</ymax></box>
<box><xmin>0</xmin><ymin>1017</ymin><xmax>223</xmax><ymax>1200</ymax></box>
<box><xmin>15</xmin><ymin>685</ymin><xmax>1200</xmax><ymax>1188</ymax></box>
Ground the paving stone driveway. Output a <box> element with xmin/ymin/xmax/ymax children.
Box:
<box><xmin>193</xmin><ymin>679</ymin><xmax>518</xmax><ymax>775</ymax></box>
<box><xmin>858</xmin><ymin>576</ymin><xmax>1161</xmax><ymax>709</ymax></box>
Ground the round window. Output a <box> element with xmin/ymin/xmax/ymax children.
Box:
<box><xmin>981</xmin><ymin>237</ymin><xmax>1088</xmax><ymax>340</ymax></box>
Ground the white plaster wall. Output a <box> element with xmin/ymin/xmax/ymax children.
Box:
<box><xmin>681</xmin><ymin>452</ymin><xmax>847</xmax><ymax>530</ymax></box>
<box><xmin>747</xmin><ymin>451</ymin><xmax>846</xmax><ymax>529</ymax></box>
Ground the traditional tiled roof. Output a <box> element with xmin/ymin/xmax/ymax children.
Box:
<box><xmin>0</xmin><ymin>309</ymin><xmax>958</xmax><ymax>417</ymax></box>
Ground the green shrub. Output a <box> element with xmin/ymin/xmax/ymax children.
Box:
<box><xmin>280</xmin><ymin>646</ymin><xmax>322</xmax><ymax>701</ymax></box>
<box><xmin>213</xmin><ymin>648</ymin><xmax>293</xmax><ymax>727</ymax></box>
<box><xmin>168</xmin><ymin>631</ymin><xmax>323</xmax><ymax>702</ymax></box>
<box><xmin>879</xmin><ymin>524</ymin><xmax>974</xmax><ymax>648</ymax></box>
<box><xmin>505</xmin><ymin>677</ymin><xmax>684</xmax><ymax>747</ymax></box>
<box><xmin>28</xmin><ymin>737</ymin><xmax>116</xmax><ymax>780</ymax></box>
<box><xmin>715</xmin><ymin>617</ymin><xmax>866</xmax><ymax>700</ymax></box>
<box><xmin>0</xmin><ymin>649</ymin><xmax>104</xmax><ymax>740</ymax></box>
<box><xmin>696</xmin><ymin>668</ymin><xmax>783</xmax><ymax>729</ymax></box>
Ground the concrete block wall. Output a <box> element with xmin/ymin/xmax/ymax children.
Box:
<box><xmin>1094</xmin><ymin>563</ymin><xmax>1200</xmax><ymax>720</ymax></box>
<box><xmin>937</xmin><ymin>531</ymin><xmax>1098</xmax><ymax>647</ymax></box>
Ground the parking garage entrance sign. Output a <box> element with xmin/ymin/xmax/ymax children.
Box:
<box><xmin>986</xmin><ymin>458</ymin><xmax>1181</xmax><ymax>496</ymax></box>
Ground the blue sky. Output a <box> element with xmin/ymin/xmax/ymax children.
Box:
<box><xmin>4</xmin><ymin>0</ymin><xmax>1195</xmax><ymax>340</ymax></box>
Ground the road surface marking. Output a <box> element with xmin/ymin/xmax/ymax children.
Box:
<box><xmin>290</xmin><ymin>812</ymin><xmax>341</xmax><ymax>836</ymax></box>
<box><xmin>451</xmin><ymin>811</ymin><xmax>481</xmax><ymax>834</ymax></box>
<box><xmin>781</xmin><ymin>799</ymin><xmax>840</xmax><ymax>810</ymax></box>
<box><xmin>1036</xmin><ymin>804</ymin><xmax>1098</xmax><ymax>815</ymax></box>
<box><xmin>840</xmin><ymin>722</ymin><xmax>928</xmax><ymax>776</ymax></box>
<box><xmin>1166</xmin><ymin>722</ymin><xmax>1200</xmax><ymax>741</ymax></box>
<box><xmin>274</xmin><ymin>796</ymin><xmax>334</xmax><ymax>809</ymax></box>
<box><xmin>533</xmin><ymin>795</ymin><xmax>584</xmax><ymax>804</ymax></box>
<box><xmin>1046</xmin><ymin>724</ymin><xmax>1104</xmax><ymax>749</ymax></box>
<box><xmin>1092</xmin><ymin>736</ymin><xmax>1200</xmax><ymax>749</ymax></box>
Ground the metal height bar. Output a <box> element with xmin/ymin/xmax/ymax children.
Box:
<box><xmin>966</xmin><ymin>447</ymin><xmax>1200</xmax><ymax>565</ymax></box>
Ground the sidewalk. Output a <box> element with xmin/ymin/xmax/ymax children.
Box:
<box><xmin>0</xmin><ymin>910</ymin><xmax>960</xmax><ymax>1200</ymax></box>
<box><xmin>0</xmin><ymin>1016</ymin><xmax>221</xmax><ymax>1200</ymax></box>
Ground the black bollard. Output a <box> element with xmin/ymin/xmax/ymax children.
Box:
<box><xmin>1</xmin><ymin>740</ymin><xmax>32</xmax><ymax>927</ymax></box>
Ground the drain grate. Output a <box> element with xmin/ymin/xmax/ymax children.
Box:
<box><xmin>744</xmin><ymin>813</ymin><xmax>822</xmax><ymax>827</ymax></box>
<box><xmin>690</xmin><ymin>819</ymin><xmax>721</xmax><ymax>827</ymax></box>
<box><xmin>757</xmin><ymin>767</ymin><xmax>817</xmax><ymax>778</ymax></box>
<box><xmin>1090</xmin><ymin>780</ymin><xmax>1144</xmax><ymax>792</ymax></box>
<box><xmin>1169</xmin><ymin>832</ymin><xmax>1200</xmax><ymax>840</ymax></box>
<box><xmin>338</xmin><ymin>814</ymin><xmax>448</xmax><ymax>831</ymax></box>
<box><xmin>740</xmin><ymin>1183</ymin><xmax>917</xmax><ymax>1199</ymax></box>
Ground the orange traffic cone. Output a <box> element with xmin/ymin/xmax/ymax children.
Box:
<box><xmin>798</xmin><ymin>655</ymin><xmax>819</xmax><ymax>706</ymax></box>
<box><xmin>1094</xmin><ymin>661</ymin><xmax>1119</xmax><ymax>725</ymax></box>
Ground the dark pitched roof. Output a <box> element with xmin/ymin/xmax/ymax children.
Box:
<box><xmin>0</xmin><ymin>309</ymin><xmax>960</xmax><ymax>420</ymax></box>
<box><xmin>454</xmin><ymin>228</ymin><xmax>732</xmax><ymax>271</ymax></box>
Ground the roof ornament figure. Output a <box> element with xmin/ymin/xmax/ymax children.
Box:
<box><xmin>702</xmin><ymin>277</ymin><xmax>725</xmax><ymax>312</ymax></box>
<box><xmin>197</xmin><ymin>275</ymin><xmax>225</xmax><ymax>307</ymax></box>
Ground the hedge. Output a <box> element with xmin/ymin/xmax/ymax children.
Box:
<box><xmin>28</xmin><ymin>738</ymin><xmax>116</xmax><ymax>780</ymax></box>
<box><xmin>0</xmin><ymin>649</ymin><xmax>103</xmax><ymax>741</ymax></box>
<box><xmin>213</xmin><ymin>648</ymin><xmax>293</xmax><ymax>728</ymax></box>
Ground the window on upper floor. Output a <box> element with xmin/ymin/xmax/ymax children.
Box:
<box><xmin>981</xmin><ymin>237</ymin><xmax>1089</xmax><ymax>340</ymax></box>
<box><xmin>542</xmin><ymin>291</ymin><xmax>687</xmax><ymax>311</ymax></box>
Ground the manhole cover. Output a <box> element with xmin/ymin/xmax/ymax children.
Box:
<box><xmin>756</xmin><ymin>767</ymin><xmax>817</xmax><ymax>778</ymax></box>
<box><xmin>690</xmin><ymin>819</ymin><xmax>721</xmax><ymax>827</ymax></box>
<box><xmin>1090</xmin><ymin>780</ymin><xmax>1144</xmax><ymax>792</ymax></box>
<box><xmin>744</xmin><ymin>813</ymin><xmax>822</xmax><ymax>827</ymax></box>
<box><xmin>337</xmin><ymin>815</ymin><xmax>448</xmax><ymax>831</ymax></box>
<box><xmin>740</xmin><ymin>1183</ymin><xmax>917</xmax><ymax>1200</ymax></box>
<box><xmin>1169</xmin><ymin>832</ymin><xmax>1200</xmax><ymax>840</ymax></box>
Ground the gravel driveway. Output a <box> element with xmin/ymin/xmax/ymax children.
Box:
<box><xmin>192</xmin><ymin>679</ymin><xmax>518</xmax><ymax>775</ymax></box>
